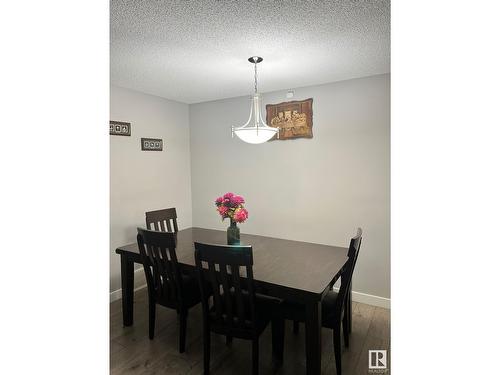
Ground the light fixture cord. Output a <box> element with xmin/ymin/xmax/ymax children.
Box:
<box><xmin>254</xmin><ymin>61</ymin><xmax>258</xmax><ymax>94</ymax></box>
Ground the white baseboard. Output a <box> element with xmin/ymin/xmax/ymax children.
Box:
<box><xmin>333</xmin><ymin>287</ymin><xmax>390</xmax><ymax>309</ymax></box>
<box><xmin>110</xmin><ymin>268</ymin><xmax>147</xmax><ymax>303</ymax></box>
<box><xmin>351</xmin><ymin>290</ymin><xmax>390</xmax><ymax>309</ymax></box>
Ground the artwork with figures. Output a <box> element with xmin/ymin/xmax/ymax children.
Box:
<box><xmin>266</xmin><ymin>98</ymin><xmax>313</xmax><ymax>140</ymax></box>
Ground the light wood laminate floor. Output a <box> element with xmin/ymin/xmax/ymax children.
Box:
<box><xmin>110</xmin><ymin>288</ymin><xmax>390</xmax><ymax>374</ymax></box>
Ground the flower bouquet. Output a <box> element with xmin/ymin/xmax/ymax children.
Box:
<box><xmin>215</xmin><ymin>192</ymin><xmax>248</xmax><ymax>245</ymax></box>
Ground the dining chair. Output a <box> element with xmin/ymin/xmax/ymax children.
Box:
<box><xmin>194</xmin><ymin>242</ymin><xmax>283</xmax><ymax>375</ymax></box>
<box><xmin>137</xmin><ymin>228</ymin><xmax>201</xmax><ymax>353</ymax></box>
<box><xmin>278</xmin><ymin>228</ymin><xmax>362</xmax><ymax>375</ymax></box>
<box><xmin>292</xmin><ymin>229</ymin><xmax>362</xmax><ymax>337</ymax></box>
<box><xmin>344</xmin><ymin>230</ymin><xmax>362</xmax><ymax>335</ymax></box>
<box><xmin>145</xmin><ymin>207</ymin><xmax>179</xmax><ymax>232</ymax></box>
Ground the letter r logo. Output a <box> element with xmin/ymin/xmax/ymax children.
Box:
<box><xmin>368</xmin><ymin>350</ymin><xmax>387</xmax><ymax>369</ymax></box>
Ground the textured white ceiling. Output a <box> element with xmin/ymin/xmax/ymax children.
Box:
<box><xmin>111</xmin><ymin>0</ymin><xmax>390</xmax><ymax>104</ymax></box>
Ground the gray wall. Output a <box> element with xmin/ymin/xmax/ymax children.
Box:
<box><xmin>189</xmin><ymin>74</ymin><xmax>390</xmax><ymax>299</ymax></box>
<box><xmin>110</xmin><ymin>85</ymin><xmax>192</xmax><ymax>292</ymax></box>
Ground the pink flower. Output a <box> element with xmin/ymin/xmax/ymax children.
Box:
<box><xmin>217</xmin><ymin>206</ymin><xmax>229</xmax><ymax>216</ymax></box>
<box><xmin>223</xmin><ymin>192</ymin><xmax>234</xmax><ymax>200</ymax></box>
<box><xmin>230</xmin><ymin>195</ymin><xmax>245</xmax><ymax>206</ymax></box>
<box><xmin>215</xmin><ymin>192</ymin><xmax>248</xmax><ymax>223</ymax></box>
<box><xmin>233</xmin><ymin>208</ymin><xmax>248</xmax><ymax>223</ymax></box>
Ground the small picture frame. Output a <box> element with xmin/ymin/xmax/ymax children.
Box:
<box><xmin>141</xmin><ymin>138</ymin><xmax>163</xmax><ymax>151</ymax></box>
<box><xmin>110</xmin><ymin>121</ymin><xmax>131</xmax><ymax>136</ymax></box>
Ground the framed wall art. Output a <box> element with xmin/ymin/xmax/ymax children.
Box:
<box><xmin>109</xmin><ymin>121</ymin><xmax>131</xmax><ymax>136</ymax></box>
<box><xmin>141</xmin><ymin>138</ymin><xmax>163</xmax><ymax>151</ymax></box>
<box><xmin>266</xmin><ymin>98</ymin><xmax>313</xmax><ymax>140</ymax></box>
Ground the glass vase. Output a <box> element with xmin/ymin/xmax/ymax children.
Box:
<box><xmin>227</xmin><ymin>219</ymin><xmax>240</xmax><ymax>245</ymax></box>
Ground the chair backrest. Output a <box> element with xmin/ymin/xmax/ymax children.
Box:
<box><xmin>336</xmin><ymin>228</ymin><xmax>363</xmax><ymax>315</ymax></box>
<box><xmin>137</xmin><ymin>227</ymin><xmax>183</xmax><ymax>307</ymax></box>
<box><xmin>194</xmin><ymin>242</ymin><xmax>257</xmax><ymax>335</ymax></box>
<box><xmin>145</xmin><ymin>207</ymin><xmax>179</xmax><ymax>232</ymax></box>
<box><xmin>347</xmin><ymin>227</ymin><xmax>362</xmax><ymax>260</ymax></box>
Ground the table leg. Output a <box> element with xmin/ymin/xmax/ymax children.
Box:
<box><xmin>305</xmin><ymin>301</ymin><xmax>322</xmax><ymax>375</ymax></box>
<box><xmin>120</xmin><ymin>255</ymin><xmax>134</xmax><ymax>326</ymax></box>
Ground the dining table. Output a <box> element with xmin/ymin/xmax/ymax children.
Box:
<box><xmin>115</xmin><ymin>227</ymin><xmax>349</xmax><ymax>375</ymax></box>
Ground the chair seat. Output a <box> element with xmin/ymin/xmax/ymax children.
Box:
<box><xmin>156</xmin><ymin>273</ymin><xmax>201</xmax><ymax>309</ymax></box>
<box><xmin>181</xmin><ymin>274</ymin><xmax>203</xmax><ymax>308</ymax></box>
<box><xmin>279</xmin><ymin>290</ymin><xmax>341</xmax><ymax>329</ymax></box>
<box><xmin>209</xmin><ymin>291</ymin><xmax>281</xmax><ymax>338</ymax></box>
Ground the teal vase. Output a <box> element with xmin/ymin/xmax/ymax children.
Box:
<box><xmin>227</xmin><ymin>219</ymin><xmax>240</xmax><ymax>245</ymax></box>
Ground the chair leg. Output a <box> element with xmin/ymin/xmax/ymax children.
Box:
<box><xmin>272</xmin><ymin>317</ymin><xmax>285</xmax><ymax>364</ymax></box>
<box><xmin>148</xmin><ymin>298</ymin><xmax>156</xmax><ymax>340</ymax></box>
<box><xmin>179</xmin><ymin>310</ymin><xmax>188</xmax><ymax>353</ymax></box>
<box><xmin>348</xmin><ymin>289</ymin><xmax>352</xmax><ymax>334</ymax></box>
<box><xmin>226</xmin><ymin>335</ymin><xmax>232</xmax><ymax>346</ymax></box>
<box><xmin>293</xmin><ymin>320</ymin><xmax>300</xmax><ymax>334</ymax></box>
<box><xmin>252</xmin><ymin>339</ymin><xmax>259</xmax><ymax>375</ymax></box>
<box><xmin>203</xmin><ymin>325</ymin><xmax>210</xmax><ymax>375</ymax></box>
<box><xmin>333</xmin><ymin>326</ymin><xmax>342</xmax><ymax>375</ymax></box>
<box><xmin>343</xmin><ymin>313</ymin><xmax>349</xmax><ymax>348</ymax></box>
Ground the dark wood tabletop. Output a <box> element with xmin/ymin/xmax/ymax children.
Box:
<box><xmin>116</xmin><ymin>227</ymin><xmax>349</xmax><ymax>297</ymax></box>
<box><xmin>116</xmin><ymin>226</ymin><xmax>349</xmax><ymax>375</ymax></box>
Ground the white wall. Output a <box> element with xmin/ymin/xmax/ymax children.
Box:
<box><xmin>110</xmin><ymin>85</ymin><xmax>192</xmax><ymax>292</ymax></box>
<box><xmin>189</xmin><ymin>74</ymin><xmax>390</xmax><ymax>299</ymax></box>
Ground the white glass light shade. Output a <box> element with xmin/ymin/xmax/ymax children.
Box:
<box><xmin>233</xmin><ymin>94</ymin><xmax>279</xmax><ymax>144</ymax></box>
<box><xmin>234</xmin><ymin>127</ymin><xmax>277</xmax><ymax>144</ymax></box>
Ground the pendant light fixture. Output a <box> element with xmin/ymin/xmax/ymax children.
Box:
<box><xmin>232</xmin><ymin>57</ymin><xmax>279</xmax><ymax>144</ymax></box>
